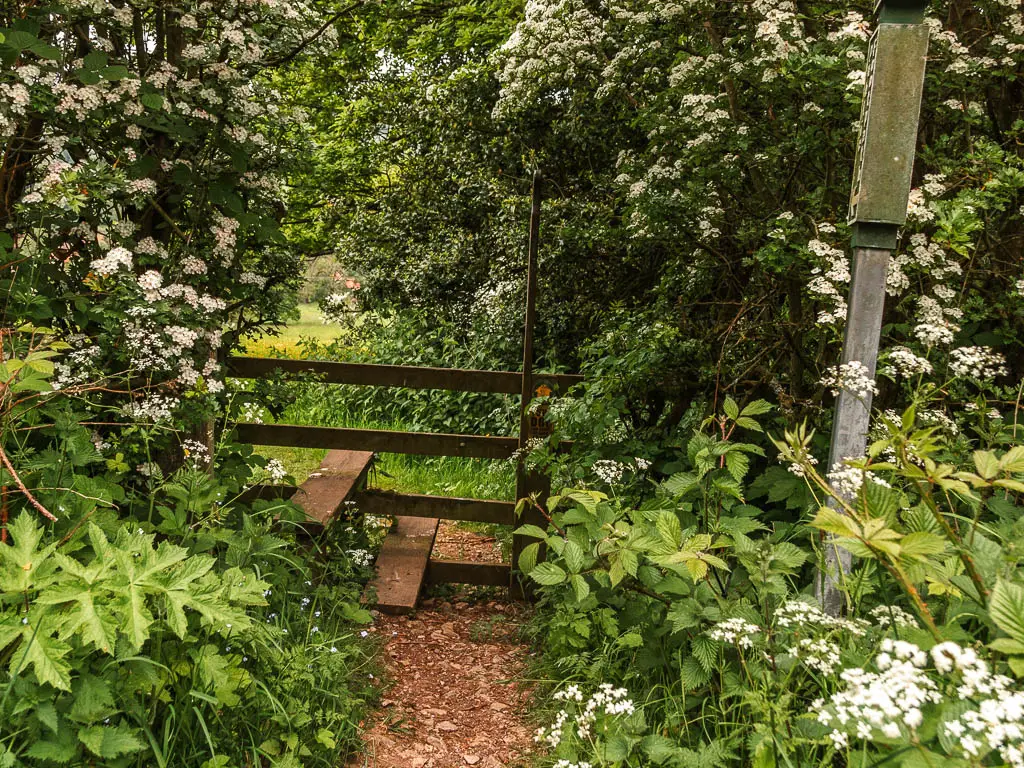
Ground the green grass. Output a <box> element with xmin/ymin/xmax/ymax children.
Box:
<box><xmin>242</xmin><ymin>303</ymin><xmax>347</xmax><ymax>357</ymax></box>
<box><xmin>239</xmin><ymin>304</ymin><xmax>515</xmax><ymax>553</ymax></box>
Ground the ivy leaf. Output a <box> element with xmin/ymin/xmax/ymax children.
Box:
<box><xmin>529</xmin><ymin>562</ymin><xmax>566</xmax><ymax>586</ymax></box>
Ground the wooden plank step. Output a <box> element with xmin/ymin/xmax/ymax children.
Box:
<box><xmin>353</xmin><ymin>489</ymin><xmax>515</xmax><ymax>525</ymax></box>
<box><xmin>365</xmin><ymin>516</ymin><xmax>440</xmax><ymax>614</ymax></box>
<box><xmin>292</xmin><ymin>449</ymin><xmax>374</xmax><ymax>524</ymax></box>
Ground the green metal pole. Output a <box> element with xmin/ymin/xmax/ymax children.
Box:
<box><xmin>818</xmin><ymin>0</ymin><xmax>930</xmax><ymax>615</ymax></box>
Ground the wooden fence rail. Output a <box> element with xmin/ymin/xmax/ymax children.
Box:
<box><xmin>227</xmin><ymin>356</ymin><xmax>583</xmax><ymax>395</ymax></box>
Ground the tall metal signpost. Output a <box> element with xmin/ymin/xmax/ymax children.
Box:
<box><xmin>818</xmin><ymin>0</ymin><xmax>931</xmax><ymax>614</ymax></box>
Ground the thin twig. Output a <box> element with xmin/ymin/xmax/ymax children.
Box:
<box><xmin>0</xmin><ymin>442</ymin><xmax>57</xmax><ymax>521</ymax></box>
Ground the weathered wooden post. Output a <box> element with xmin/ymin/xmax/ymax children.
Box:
<box><xmin>818</xmin><ymin>0</ymin><xmax>930</xmax><ymax>614</ymax></box>
<box><xmin>512</xmin><ymin>171</ymin><xmax>550</xmax><ymax>594</ymax></box>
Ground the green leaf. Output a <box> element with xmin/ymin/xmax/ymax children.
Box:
<box><xmin>810</xmin><ymin>506</ymin><xmax>858</xmax><ymax>537</ymax></box>
<box><xmin>989</xmin><ymin>638</ymin><xmax>1024</xmax><ymax>655</ymax></box>
<box><xmin>36</xmin><ymin>700</ymin><xmax>59</xmax><ymax>734</ymax></box>
<box><xmin>740</xmin><ymin>399</ymin><xmax>773</xmax><ymax>417</ymax></box>
<box><xmin>513</xmin><ymin>524</ymin><xmax>548</xmax><ymax>540</ymax></box>
<box><xmin>19</xmin><ymin>628</ymin><xmax>72</xmax><ymax>691</ymax></box>
<box><xmin>0</xmin><ymin>512</ymin><xmax>58</xmax><ymax>593</ymax></box>
<box><xmin>562</xmin><ymin>541</ymin><xmax>585</xmax><ymax>574</ymax></box>
<box><xmin>723</xmin><ymin>396</ymin><xmax>739</xmax><ymax>420</ymax></box>
<box><xmin>724</xmin><ymin>450</ymin><xmax>749</xmax><ymax>482</ymax></box>
<box><xmin>664</xmin><ymin>472</ymin><xmax>699</xmax><ymax>496</ymax></box>
<box><xmin>140</xmin><ymin>92</ymin><xmax>164</xmax><ymax>110</ymax></box>
<box><xmin>529</xmin><ymin>562</ymin><xmax>566</xmax><ymax>586</ymax></box>
<box><xmin>619</xmin><ymin>549</ymin><xmax>639</xmax><ymax>578</ymax></box>
<box><xmin>3</xmin><ymin>30</ymin><xmax>41</xmax><ymax>51</ymax></box>
<box><xmin>618</xmin><ymin>631</ymin><xmax>643</xmax><ymax>648</ymax></box>
<box><xmin>517</xmin><ymin>542</ymin><xmax>539</xmax><ymax>575</ymax></box>
<box><xmin>25</xmin><ymin>722</ymin><xmax>78</xmax><ymax>763</ymax></box>
<box><xmin>899</xmin><ymin>531</ymin><xmax>946</xmax><ymax>559</ymax></box>
<box><xmin>656</xmin><ymin>511</ymin><xmax>682</xmax><ymax>548</ymax></box>
<box><xmin>78</xmin><ymin>724</ymin><xmax>145</xmax><ymax>758</ymax></box>
<box><xmin>990</xmin><ymin>579</ymin><xmax>1024</xmax><ymax>643</ymax></box>
<box><xmin>692</xmin><ymin>634</ymin><xmax>718</xmax><ymax>672</ymax></box>
<box><xmin>69</xmin><ymin>674</ymin><xmax>115</xmax><ymax>724</ymax></box>
<box><xmin>570</xmin><ymin>573</ymin><xmax>590</xmax><ymax>601</ymax></box>
<box><xmin>974</xmin><ymin>450</ymin><xmax>1000</xmax><ymax>480</ymax></box>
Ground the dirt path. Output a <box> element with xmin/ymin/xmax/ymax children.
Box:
<box><xmin>354</xmin><ymin>524</ymin><xmax>535</xmax><ymax>768</ymax></box>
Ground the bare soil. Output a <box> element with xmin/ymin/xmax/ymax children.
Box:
<box><xmin>352</xmin><ymin>526</ymin><xmax>535</xmax><ymax>768</ymax></box>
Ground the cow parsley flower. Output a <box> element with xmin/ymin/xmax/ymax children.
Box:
<box><xmin>820</xmin><ymin>361</ymin><xmax>879</xmax><ymax>398</ymax></box>
<box><xmin>949</xmin><ymin>346</ymin><xmax>1008</xmax><ymax>380</ymax></box>
<box><xmin>593</xmin><ymin>459</ymin><xmax>625</xmax><ymax>485</ymax></box>
<box><xmin>708</xmin><ymin>618</ymin><xmax>760</xmax><ymax>649</ymax></box>
<box><xmin>883</xmin><ymin>346</ymin><xmax>932</xmax><ymax>379</ymax></box>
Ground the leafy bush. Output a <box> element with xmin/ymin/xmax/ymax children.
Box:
<box><xmin>520</xmin><ymin>397</ymin><xmax>1024</xmax><ymax>767</ymax></box>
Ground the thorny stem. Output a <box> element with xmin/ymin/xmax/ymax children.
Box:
<box><xmin>0</xmin><ymin>441</ymin><xmax>57</xmax><ymax>521</ymax></box>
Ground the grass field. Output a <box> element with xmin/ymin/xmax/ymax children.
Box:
<box><xmin>242</xmin><ymin>303</ymin><xmax>344</xmax><ymax>358</ymax></box>
<box><xmin>236</xmin><ymin>304</ymin><xmax>512</xmax><ymax>504</ymax></box>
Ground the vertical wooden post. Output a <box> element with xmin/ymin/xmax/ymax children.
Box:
<box><xmin>818</xmin><ymin>0</ymin><xmax>930</xmax><ymax>614</ymax></box>
<box><xmin>512</xmin><ymin>171</ymin><xmax>549</xmax><ymax>591</ymax></box>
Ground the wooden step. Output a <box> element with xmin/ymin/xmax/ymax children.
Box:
<box><xmin>365</xmin><ymin>516</ymin><xmax>440</xmax><ymax>614</ymax></box>
<box><xmin>292</xmin><ymin>449</ymin><xmax>375</xmax><ymax>524</ymax></box>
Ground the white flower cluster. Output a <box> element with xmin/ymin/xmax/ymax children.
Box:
<box><xmin>122</xmin><ymin>394</ymin><xmax>179</xmax><ymax>423</ymax></box>
<box><xmin>536</xmin><ymin>684</ymin><xmax>636</xmax><ymax>747</ymax></box>
<box><xmin>775</xmin><ymin>599</ymin><xmax>868</xmax><ymax>636</ymax></box>
<box><xmin>592</xmin><ymin>459</ymin><xmax>625</xmax><ymax>485</ymax></box>
<box><xmin>818</xmin><ymin>639</ymin><xmax>938</xmax><ymax>746</ymax></box>
<box><xmin>347</xmin><ymin>549</ymin><xmax>374</xmax><ymax>567</ymax></box>
<box><xmin>820</xmin><ymin>361</ymin><xmax>879</xmax><ymax>399</ymax></box>
<box><xmin>827</xmin><ymin>458</ymin><xmax>866</xmax><ymax>498</ymax></box>
<box><xmin>914</xmin><ymin>291</ymin><xmax>962</xmax><ymax>349</ymax></box>
<box><xmin>90</xmin><ymin>247</ymin><xmax>133</xmax><ymax>276</ymax></box>
<box><xmin>882</xmin><ymin>346</ymin><xmax>932</xmax><ymax>379</ymax></box>
<box><xmin>949</xmin><ymin>346</ymin><xmax>1008</xmax><ymax>380</ymax></box>
<box><xmin>806</xmin><ymin>238</ymin><xmax>850</xmax><ymax>325</ymax></box>
<box><xmin>868</xmin><ymin>605</ymin><xmax>919</xmax><ymax>629</ymax></box>
<box><xmin>707</xmin><ymin>617</ymin><xmax>760</xmax><ymax>649</ymax></box>
<box><xmin>822</xmin><ymin>640</ymin><xmax>1024</xmax><ymax>766</ymax></box>
<box><xmin>265</xmin><ymin>459</ymin><xmax>287</xmax><ymax>483</ymax></box>
<box><xmin>53</xmin><ymin>343</ymin><xmax>101</xmax><ymax>390</ymax></box>
<box><xmin>790</xmin><ymin>637</ymin><xmax>842</xmax><ymax>675</ymax></box>
<box><xmin>494</xmin><ymin>0</ymin><xmax>610</xmax><ymax>117</ymax></box>
<box><xmin>181</xmin><ymin>439</ymin><xmax>210</xmax><ymax>467</ymax></box>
